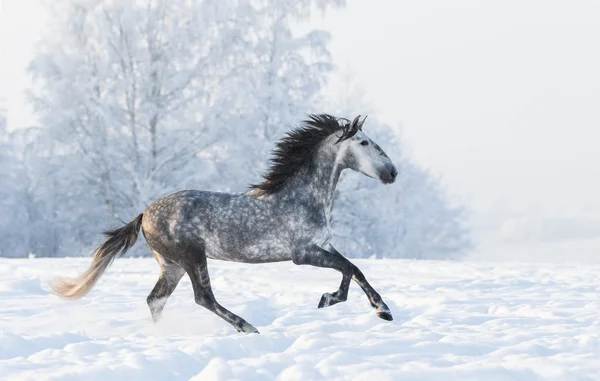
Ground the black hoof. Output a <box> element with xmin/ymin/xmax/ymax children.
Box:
<box><xmin>377</xmin><ymin>311</ymin><xmax>394</xmax><ymax>321</ymax></box>
<box><xmin>318</xmin><ymin>292</ymin><xmax>344</xmax><ymax>309</ymax></box>
<box><xmin>237</xmin><ymin>322</ymin><xmax>260</xmax><ymax>334</ymax></box>
<box><xmin>318</xmin><ymin>293</ymin><xmax>332</xmax><ymax>308</ymax></box>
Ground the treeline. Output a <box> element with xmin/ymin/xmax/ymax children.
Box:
<box><xmin>0</xmin><ymin>0</ymin><xmax>469</xmax><ymax>259</ymax></box>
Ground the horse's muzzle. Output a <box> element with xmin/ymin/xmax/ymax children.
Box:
<box><xmin>379</xmin><ymin>164</ymin><xmax>398</xmax><ymax>184</ymax></box>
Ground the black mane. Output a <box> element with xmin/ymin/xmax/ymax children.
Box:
<box><xmin>248</xmin><ymin>114</ymin><xmax>363</xmax><ymax>197</ymax></box>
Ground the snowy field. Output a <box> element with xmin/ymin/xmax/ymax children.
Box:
<box><xmin>1</xmin><ymin>257</ymin><xmax>599</xmax><ymax>381</ymax></box>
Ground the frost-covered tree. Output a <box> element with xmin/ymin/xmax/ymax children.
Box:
<box><xmin>0</xmin><ymin>105</ymin><xmax>33</xmax><ymax>257</ymax></box>
<box><xmin>30</xmin><ymin>0</ymin><xmax>250</xmax><ymax>214</ymax></box>
<box><xmin>207</xmin><ymin>0</ymin><xmax>342</xmax><ymax>189</ymax></box>
<box><xmin>30</xmin><ymin>0</ymin><xmax>244</xmax><ymax>254</ymax></box>
<box><xmin>0</xmin><ymin>127</ymin><xmax>52</xmax><ymax>257</ymax></box>
<box><xmin>17</xmin><ymin>0</ymin><xmax>469</xmax><ymax>259</ymax></box>
<box><xmin>25</xmin><ymin>0</ymin><xmax>343</xmax><ymax>256</ymax></box>
<box><xmin>0</xmin><ymin>105</ymin><xmax>16</xmax><ymax>255</ymax></box>
<box><xmin>0</xmin><ymin>105</ymin><xmax>14</xmax><ymax>253</ymax></box>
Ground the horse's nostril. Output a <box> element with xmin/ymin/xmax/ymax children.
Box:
<box><xmin>390</xmin><ymin>169</ymin><xmax>397</xmax><ymax>179</ymax></box>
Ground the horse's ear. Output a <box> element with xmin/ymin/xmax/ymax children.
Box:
<box><xmin>336</xmin><ymin>115</ymin><xmax>360</xmax><ymax>143</ymax></box>
<box><xmin>358</xmin><ymin>115</ymin><xmax>368</xmax><ymax>130</ymax></box>
<box><xmin>351</xmin><ymin>115</ymin><xmax>361</xmax><ymax>129</ymax></box>
<box><xmin>350</xmin><ymin>115</ymin><xmax>361</xmax><ymax>135</ymax></box>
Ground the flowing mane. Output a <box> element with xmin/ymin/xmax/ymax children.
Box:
<box><xmin>248</xmin><ymin>114</ymin><xmax>363</xmax><ymax>197</ymax></box>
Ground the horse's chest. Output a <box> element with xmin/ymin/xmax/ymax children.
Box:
<box><xmin>300</xmin><ymin>211</ymin><xmax>332</xmax><ymax>247</ymax></box>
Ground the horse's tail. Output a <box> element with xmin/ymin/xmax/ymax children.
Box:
<box><xmin>52</xmin><ymin>213</ymin><xmax>144</xmax><ymax>300</ymax></box>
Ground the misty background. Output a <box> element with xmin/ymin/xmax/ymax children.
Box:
<box><xmin>1</xmin><ymin>0</ymin><xmax>599</xmax><ymax>263</ymax></box>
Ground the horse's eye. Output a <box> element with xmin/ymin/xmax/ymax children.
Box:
<box><xmin>360</xmin><ymin>140</ymin><xmax>369</xmax><ymax>146</ymax></box>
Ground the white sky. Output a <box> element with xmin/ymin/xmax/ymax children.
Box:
<box><xmin>2</xmin><ymin>0</ymin><xmax>600</xmax><ymax>252</ymax></box>
<box><xmin>0</xmin><ymin>0</ymin><xmax>45</xmax><ymax>126</ymax></box>
<box><xmin>317</xmin><ymin>0</ymin><xmax>600</xmax><ymax>218</ymax></box>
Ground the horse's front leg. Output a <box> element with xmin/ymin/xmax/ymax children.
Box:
<box><xmin>292</xmin><ymin>244</ymin><xmax>393</xmax><ymax>321</ymax></box>
<box><xmin>292</xmin><ymin>244</ymin><xmax>352</xmax><ymax>308</ymax></box>
<box><xmin>328</xmin><ymin>245</ymin><xmax>392</xmax><ymax>320</ymax></box>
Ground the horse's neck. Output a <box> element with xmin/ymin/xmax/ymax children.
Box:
<box><xmin>276</xmin><ymin>153</ymin><xmax>342</xmax><ymax>217</ymax></box>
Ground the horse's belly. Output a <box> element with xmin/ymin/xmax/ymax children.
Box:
<box><xmin>204</xmin><ymin>240</ymin><xmax>292</xmax><ymax>263</ymax></box>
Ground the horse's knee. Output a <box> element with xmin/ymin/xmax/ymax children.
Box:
<box><xmin>193</xmin><ymin>292</ymin><xmax>213</xmax><ymax>308</ymax></box>
<box><xmin>194</xmin><ymin>293</ymin><xmax>207</xmax><ymax>306</ymax></box>
<box><xmin>341</xmin><ymin>262</ymin><xmax>354</xmax><ymax>276</ymax></box>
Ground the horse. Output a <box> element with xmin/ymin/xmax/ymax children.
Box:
<box><xmin>52</xmin><ymin>114</ymin><xmax>398</xmax><ymax>334</ymax></box>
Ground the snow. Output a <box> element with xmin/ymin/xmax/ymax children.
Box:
<box><xmin>1</xmin><ymin>257</ymin><xmax>598</xmax><ymax>380</ymax></box>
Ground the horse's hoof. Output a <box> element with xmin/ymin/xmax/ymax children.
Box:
<box><xmin>376</xmin><ymin>310</ymin><xmax>394</xmax><ymax>321</ymax></box>
<box><xmin>238</xmin><ymin>323</ymin><xmax>260</xmax><ymax>334</ymax></box>
<box><xmin>318</xmin><ymin>293</ymin><xmax>332</xmax><ymax>308</ymax></box>
<box><xmin>318</xmin><ymin>292</ymin><xmax>345</xmax><ymax>308</ymax></box>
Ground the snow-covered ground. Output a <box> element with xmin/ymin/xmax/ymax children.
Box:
<box><xmin>1</xmin><ymin>257</ymin><xmax>598</xmax><ymax>381</ymax></box>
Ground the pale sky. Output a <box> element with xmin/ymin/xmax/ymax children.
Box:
<box><xmin>3</xmin><ymin>0</ymin><xmax>600</xmax><ymax>257</ymax></box>
<box><xmin>318</xmin><ymin>0</ymin><xmax>600</xmax><ymax>215</ymax></box>
<box><xmin>0</xmin><ymin>0</ymin><xmax>46</xmax><ymax>127</ymax></box>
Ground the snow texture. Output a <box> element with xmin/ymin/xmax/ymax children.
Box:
<box><xmin>1</xmin><ymin>258</ymin><xmax>598</xmax><ymax>380</ymax></box>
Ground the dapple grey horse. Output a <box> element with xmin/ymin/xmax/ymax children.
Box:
<box><xmin>53</xmin><ymin>114</ymin><xmax>398</xmax><ymax>333</ymax></box>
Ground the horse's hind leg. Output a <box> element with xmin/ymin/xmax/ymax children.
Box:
<box><xmin>183</xmin><ymin>246</ymin><xmax>259</xmax><ymax>334</ymax></box>
<box><xmin>147</xmin><ymin>252</ymin><xmax>185</xmax><ymax>323</ymax></box>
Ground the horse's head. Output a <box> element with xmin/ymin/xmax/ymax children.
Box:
<box><xmin>335</xmin><ymin>116</ymin><xmax>397</xmax><ymax>184</ymax></box>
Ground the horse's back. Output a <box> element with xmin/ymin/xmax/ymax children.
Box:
<box><xmin>142</xmin><ymin>190</ymin><xmax>226</xmax><ymax>246</ymax></box>
<box><xmin>141</xmin><ymin>190</ymin><xmax>287</xmax><ymax>261</ymax></box>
